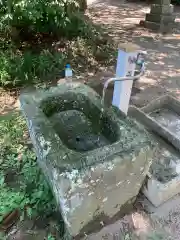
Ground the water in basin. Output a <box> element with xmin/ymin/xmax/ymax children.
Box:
<box><xmin>50</xmin><ymin>109</ymin><xmax>111</xmax><ymax>152</ymax></box>
<box><xmin>41</xmin><ymin>92</ymin><xmax>118</xmax><ymax>153</ymax></box>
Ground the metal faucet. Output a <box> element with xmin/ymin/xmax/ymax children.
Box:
<box><xmin>101</xmin><ymin>50</ymin><xmax>147</xmax><ymax>112</ymax></box>
<box><xmin>101</xmin><ymin>58</ymin><xmax>146</xmax><ymax>107</ymax></box>
<box><xmin>103</xmin><ymin>62</ymin><xmax>145</xmax><ymax>90</ymax></box>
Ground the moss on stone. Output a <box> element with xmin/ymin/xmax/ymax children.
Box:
<box><xmin>20</xmin><ymin>82</ymin><xmax>156</xmax><ymax>237</ymax></box>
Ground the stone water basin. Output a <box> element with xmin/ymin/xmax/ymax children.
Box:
<box><xmin>139</xmin><ymin>95</ymin><xmax>180</xmax><ymax>151</ymax></box>
<box><xmin>20</xmin><ymin>82</ymin><xmax>154</xmax><ymax>238</ymax></box>
<box><xmin>129</xmin><ymin>105</ymin><xmax>180</xmax><ymax>207</ymax></box>
<box><xmin>150</xmin><ymin>108</ymin><xmax>180</xmax><ymax>136</ymax></box>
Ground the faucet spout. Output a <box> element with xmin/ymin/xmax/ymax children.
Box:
<box><xmin>101</xmin><ymin>63</ymin><xmax>145</xmax><ymax>108</ymax></box>
<box><xmin>104</xmin><ymin>63</ymin><xmax>145</xmax><ymax>90</ymax></box>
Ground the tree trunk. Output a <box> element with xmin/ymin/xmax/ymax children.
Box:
<box><xmin>79</xmin><ymin>0</ymin><xmax>87</xmax><ymax>11</ymax></box>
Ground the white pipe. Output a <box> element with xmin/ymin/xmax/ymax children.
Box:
<box><xmin>104</xmin><ymin>64</ymin><xmax>145</xmax><ymax>90</ymax></box>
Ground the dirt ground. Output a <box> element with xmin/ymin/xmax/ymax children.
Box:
<box><xmin>87</xmin><ymin>0</ymin><xmax>180</xmax><ymax>106</ymax></box>
<box><xmin>2</xmin><ymin>0</ymin><xmax>180</xmax><ymax>239</ymax></box>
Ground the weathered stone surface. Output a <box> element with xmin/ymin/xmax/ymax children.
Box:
<box><xmin>154</xmin><ymin>0</ymin><xmax>171</xmax><ymax>5</ymax></box>
<box><xmin>142</xmin><ymin>21</ymin><xmax>173</xmax><ymax>33</ymax></box>
<box><xmin>142</xmin><ymin>0</ymin><xmax>175</xmax><ymax>33</ymax></box>
<box><xmin>145</xmin><ymin>13</ymin><xmax>175</xmax><ymax>24</ymax></box>
<box><xmin>141</xmin><ymin>95</ymin><xmax>180</xmax><ymax>150</ymax></box>
<box><xmin>144</xmin><ymin>174</ymin><xmax>180</xmax><ymax>207</ymax></box>
<box><xmin>20</xmin><ymin>82</ymin><xmax>155</xmax><ymax>238</ymax></box>
<box><xmin>128</xmin><ymin>95</ymin><xmax>180</xmax><ymax>153</ymax></box>
<box><xmin>144</xmin><ymin>140</ymin><xmax>180</xmax><ymax>207</ymax></box>
<box><xmin>150</xmin><ymin>4</ymin><xmax>174</xmax><ymax>15</ymax></box>
<box><xmin>129</xmin><ymin>105</ymin><xmax>180</xmax><ymax>207</ymax></box>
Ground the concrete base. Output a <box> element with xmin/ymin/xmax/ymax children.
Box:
<box><xmin>143</xmin><ymin>139</ymin><xmax>180</xmax><ymax>207</ymax></box>
<box><xmin>145</xmin><ymin>13</ymin><xmax>175</xmax><ymax>24</ymax></box>
<box><xmin>140</xmin><ymin>20</ymin><xmax>173</xmax><ymax>33</ymax></box>
<box><xmin>141</xmin><ymin>0</ymin><xmax>176</xmax><ymax>33</ymax></box>
<box><xmin>143</xmin><ymin>174</ymin><xmax>180</xmax><ymax>207</ymax></box>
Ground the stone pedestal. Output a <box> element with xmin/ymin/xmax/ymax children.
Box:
<box><xmin>141</xmin><ymin>0</ymin><xmax>176</xmax><ymax>33</ymax></box>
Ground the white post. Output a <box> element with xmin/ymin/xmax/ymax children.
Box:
<box><xmin>112</xmin><ymin>43</ymin><xmax>141</xmax><ymax>115</ymax></box>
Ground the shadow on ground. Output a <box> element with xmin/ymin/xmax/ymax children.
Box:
<box><xmin>88</xmin><ymin>0</ymin><xmax>180</xmax><ymax>107</ymax></box>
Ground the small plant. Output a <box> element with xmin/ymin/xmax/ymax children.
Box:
<box><xmin>0</xmin><ymin>232</ymin><xmax>7</xmax><ymax>240</ymax></box>
<box><xmin>148</xmin><ymin>232</ymin><xmax>165</xmax><ymax>240</ymax></box>
<box><xmin>0</xmin><ymin>182</ymin><xmax>25</xmax><ymax>222</ymax></box>
<box><xmin>0</xmin><ymin>47</ymin><xmax>67</xmax><ymax>87</ymax></box>
<box><xmin>0</xmin><ymin>113</ymin><xmax>56</xmax><ymax>222</ymax></box>
<box><xmin>47</xmin><ymin>234</ymin><xmax>56</xmax><ymax>240</ymax></box>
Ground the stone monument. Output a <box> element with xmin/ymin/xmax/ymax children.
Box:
<box><xmin>141</xmin><ymin>0</ymin><xmax>176</xmax><ymax>33</ymax></box>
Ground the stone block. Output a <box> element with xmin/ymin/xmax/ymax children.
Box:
<box><xmin>150</xmin><ymin>4</ymin><xmax>174</xmax><ymax>15</ymax></box>
<box><xmin>143</xmin><ymin>173</ymin><xmax>180</xmax><ymax>207</ymax></box>
<box><xmin>154</xmin><ymin>0</ymin><xmax>171</xmax><ymax>5</ymax></box>
<box><xmin>145</xmin><ymin>13</ymin><xmax>175</xmax><ymax>24</ymax></box>
<box><xmin>142</xmin><ymin>21</ymin><xmax>173</xmax><ymax>33</ymax></box>
<box><xmin>20</xmin><ymin>82</ymin><xmax>155</xmax><ymax>238</ymax></box>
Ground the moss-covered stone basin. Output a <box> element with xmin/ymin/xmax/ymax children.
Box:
<box><xmin>20</xmin><ymin>82</ymin><xmax>155</xmax><ymax>238</ymax></box>
<box><xmin>40</xmin><ymin>91</ymin><xmax>118</xmax><ymax>152</ymax></box>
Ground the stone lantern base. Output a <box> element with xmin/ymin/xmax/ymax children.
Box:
<box><xmin>141</xmin><ymin>0</ymin><xmax>176</xmax><ymax>33</ymax></box>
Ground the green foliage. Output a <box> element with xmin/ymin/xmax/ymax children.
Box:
<box><xmin>0</xmin><ymin>48</ymin><xmax>66</xmax><ymax>86</ymax></box>
<box><xmin>0</xmin><ymin>0</ymin><xmax>90</xmax><ymax>87</ymax></box>
<box><xmin>0</xmin><ymin>232</ymin><xmax>7</xmax><ymax>240</ymax></box>
<box><xmin>0</xmin><ymin>179</ymin><xmax>25</xmax><ymax>222</ymax></box>
<box><xmin>147</xmin><ymin>232</ymin><xmax>165</xmax><ymax>240</ymax></box>
<box><xmin>0</xmin><ymin>0</ymin><xmax>115</xmax><ymax>87</ymax></box>
<box><xmin>47</xmin><ymin>234</ymin><xmax>56</xmax><ymax>240</ymax></box>
<box><xmin>0</xmin><ymin>0</ymin><xmax>86</xmax><ymax>35</ymax></box>
<box><xmin>0</xmin><ymin>113</ymin><xmax>56</xmax><ymax>222</ymax></box>
<box><xmin>0</xmin><ymin>25</ymin><xmax>115</xmax><ymax>87</ymax></box>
